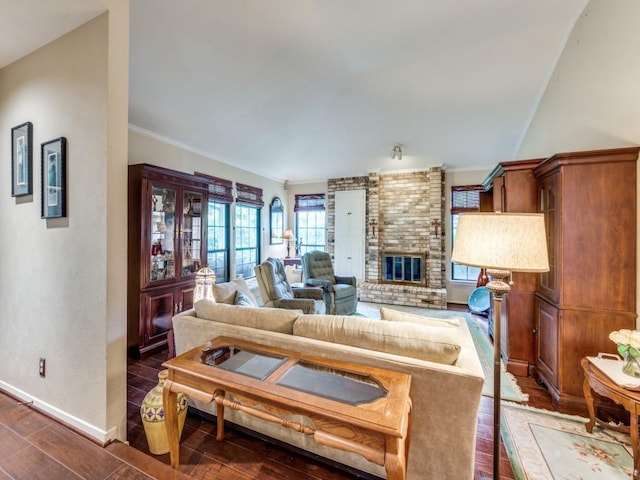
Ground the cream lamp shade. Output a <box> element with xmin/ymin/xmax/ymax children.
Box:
<box><xmin>452</xmin><ymin>212</ymin><xmax>549</xmax><ymax>272</ymax></box>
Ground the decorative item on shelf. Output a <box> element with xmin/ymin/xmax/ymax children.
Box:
<box><xmin>140</xmin><ymin>369</ymin><xmax>188</xmax><ymax>455</ymax></box>
<box><xmin>609</xmin><ymin>329</ymin><xmax>640</xmax><ymax>378</ymax></box>
<box><xmin>194</xmin><ymin>267</ymin><xmax>216</xmax><ymax>302</ymax></box>
<box><xmin>282</xmin><ymin>229</ymin><xmax>294</xmax><ymax>258</ymax></box>
<box><xmin>452</xmin><ymin>212</ymin><xmax>549</xmax><ymax>480</ymax></box>
<box><xmin>295</xmin><ymin>238</ymin><xmax>302</xmax><ymax>257</ymax></box>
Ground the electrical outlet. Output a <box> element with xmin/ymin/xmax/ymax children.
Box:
<box><xmin>39</xmin><ymin>357</ymin><xmax>46</xmax><ymax>378</ymax></box>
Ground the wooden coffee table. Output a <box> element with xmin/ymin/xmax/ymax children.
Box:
<box><xmin>163</xmin><ymin>336</ymin><xmax>412</xmax><ymax>480</ymax></box>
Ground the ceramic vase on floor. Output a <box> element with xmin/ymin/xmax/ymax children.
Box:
<box><xmin>140</xmin><ymin>369</ymin><xmax>188</xmax><ymax>455</ymax></box>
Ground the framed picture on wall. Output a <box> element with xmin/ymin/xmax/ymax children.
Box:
<box><xmin>41</xmin><ymin>137</ymin><xmax>67</xmax><ymax>218</ymax></box>
<box><xmin>11</xmin><ymin>122</ymin><xmax>33</xmax><ymax>197</ymax></box>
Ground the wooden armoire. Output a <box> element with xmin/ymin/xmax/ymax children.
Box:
<box><xmin>482</xmin><ymin>158</ymin><xmax>544</xmax><ymax>376</ymax></box>
<box><xmin>533</xmin><ymin>147</ymin><xmax>638</xmax><ymax>412</ymax></box>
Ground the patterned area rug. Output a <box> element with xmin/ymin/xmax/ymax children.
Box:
<box><xmin>501</xmin><ymin>402</ymin><xmax>633</xmax><ymax>479</ymax></box>
<box><xmin>357</xmin><ymin>302</ymin><xmax>528</xmax><ymax>402</ymax></box>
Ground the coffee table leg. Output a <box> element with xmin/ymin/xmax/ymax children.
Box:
<box><xmin>582</xmin><ymin>375</ymin><xmax>596</xmax><ymax>433</ymax></box>
<box><xmin>384</xmin><ymin>439</ymin><xmax>406</xmax><ymax>480</ymax></box>
<box><xmin>163</xmin><ymin>381</ymin><xmax>180</xmax><ymax>469</ymax></box>
<box><xmin>214</xmin><ymin>390</ymin><xmax>225</xmax><ymax>441</ymax></box>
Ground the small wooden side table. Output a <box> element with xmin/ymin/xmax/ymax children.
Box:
<box><xmin>283</xmin><ymin>257</ymin><xmax>302</xmax><ymax>267</ymax></box>
<box><xmin>581</xmin><ymin>356</ymin><xmax>640</xmax><ymax>480</ymax></box>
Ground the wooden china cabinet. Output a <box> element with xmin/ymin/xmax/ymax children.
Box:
<box><xmin>533</xmin><ymin>147</ymin><xmax>638</xmax><ymax>412</ymax></box>
<box><xmin>482</xmin><ymin>158</ymin><xmax>543</xmax><ymax>376</ymax></box>
<box><xmin>128</xmin><ymin>164</ymin><xmax>209</xmax><ymax>358</ymax></box>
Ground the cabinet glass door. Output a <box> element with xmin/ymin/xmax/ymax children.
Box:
<box><xmin>181</xmin><ymin>191</ymin><xmax>203</xmax><ymax>276</ymax></box>
<box><xmin>150</xmin><ymin>185</ymin><xmax>176</xmax><ymax>282</ymax></box>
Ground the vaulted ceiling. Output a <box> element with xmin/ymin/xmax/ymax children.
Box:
<box><xmin>2</xmin><ymin>0</ymin><xmax>589</xmax><ymax>182</ymax></box>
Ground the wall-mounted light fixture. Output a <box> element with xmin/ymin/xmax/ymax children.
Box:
<box><xmin>391</xmin><ymin>144</ymin><xmax>403</xmax><ymax>160</ymax></box>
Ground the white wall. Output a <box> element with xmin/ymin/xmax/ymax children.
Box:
<box><xmin>128</xmin><ymin>128</ymin><xmax>289</xmax><ymax>263</ymax></box>
<box><xmin>517</xmin><ymin>0</ymin><xmax>640</xmax><ymax>324</ymax></box>
<box><xmin>0</xmin><ymin>8</ymin><xmax>129</xmax><ymax>443</ymax></box>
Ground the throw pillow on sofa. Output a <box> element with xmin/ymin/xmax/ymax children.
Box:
<box><xmin>379</xmin><ymin>307</ymin><xmax>460</xmax><ymax>327</ymax></box>
<box><xmin>194</xmin><ymin>299</ymin><xmax>301</xmax><ymax>334</ymax></box>
<box><xmin>234</xmin><ymin>290</ymin><xmax>254</xmax><ymax>306</ymax></box>
<box><xmin>212</xmin><ymin>278</ymin><xmax>259</xmax><ymax>306</ymax></box>
<box><xmin>293</xmin><ymin>315</ymin><xmax>462</xmax><ymax>365</ymax></box>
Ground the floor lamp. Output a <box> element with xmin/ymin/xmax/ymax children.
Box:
<box><xmin>452</xmin><ymin>212</ymin><xmax>549</xmax><ymax>480</ymax></box>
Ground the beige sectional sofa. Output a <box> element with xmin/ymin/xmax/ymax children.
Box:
<box><xmin>172</xmin><ymin>298</ymin><xmax>484</xmax><ymax>480</ymax></box>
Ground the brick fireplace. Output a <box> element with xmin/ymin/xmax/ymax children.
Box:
<box><xmin>327</xmin><ymin>169</ymin><xmax>447</xmax><ymax>309</ymax></box>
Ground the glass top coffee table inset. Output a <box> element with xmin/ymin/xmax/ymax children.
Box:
<box><xmin>201</xmin><ymin>344</ymin><xmax>388</xmax><ymax>405</ymax></box>
<box><xmin>164</xmin><ymin>336</ymin><xmax>412</xmax><ymax>480</ymax></box>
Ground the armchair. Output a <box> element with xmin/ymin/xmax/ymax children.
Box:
<box><xmin>301</xmin><ymin>251</ymin><xmax>358</xmax><ymax>315</ymax></box>
<box><xmin>254</xmin><ymin>257</ymin><xmax>326</xmax><ymax>314</ymax></box>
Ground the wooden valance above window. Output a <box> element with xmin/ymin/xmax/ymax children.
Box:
<box><xmin>236</xmin><ymin>182</ymin><xmax>264</xmax><ymax>208</ymax></box>
<box><xmin>195</xmin><ymin>172</ymin><xmax>234</xmax><ymax>204</ymax></box>
<box><xmin>294</xmin><ymin>193</ymin><xmax>325</xmax><ymax>212</ymax></box>
<box><xmin>451</xmin><ymin>185</ymin><xmax>485</xmax><ymax>214</ymax></box>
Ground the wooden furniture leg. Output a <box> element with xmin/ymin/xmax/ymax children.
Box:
<box><xmin>632</xmin><ymin>404</ymin><xmax>639</xmax><ymax>480</ymax></box>
<box><xmin>162</xmin><ymin>379</ymin><xmax>180</xmax><ymax>469</ymax></box>
<box><xmin>215</xmin><ymin>390</ymin><xmax>225</xmax><ymax>441</ymax></box>
<box><xmin>582</xmin><ymin>375</ymin><xmax>596</xmax><ymax>433</ymax></box>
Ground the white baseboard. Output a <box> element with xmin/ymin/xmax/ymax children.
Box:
<box><xmin>0</xmin><ymin>381</ymin><xmax>117</xmax><ymax>445</ymax></box>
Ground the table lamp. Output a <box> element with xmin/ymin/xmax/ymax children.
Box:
<box><xmin>282</xmin><ymin>229</ymin><xmax>294</xmax><ymax>258</ymax></box>
<box><xmin>452</xmin><ymin>212</ymin><xmax>549</xmax><ymax>480</ymax></box>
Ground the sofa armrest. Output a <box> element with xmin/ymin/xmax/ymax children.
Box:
<box><xmin>334</xmin><ymin>274</ymin><xmax>356</xmax><ymax>287</ymax></box>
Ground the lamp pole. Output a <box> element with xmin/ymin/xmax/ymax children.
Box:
<box><xmin>483</xmin><ymin>269</ymin><xmax>511</xmax><ymax>480</ymax></box>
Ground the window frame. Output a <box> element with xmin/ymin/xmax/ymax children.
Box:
<box><xmin>294</xmin><ymin>193</ymin><xmax>326</xmax><ymax>255</ymax></box>
<box><xmin>451</xmin><ymin>185</ymin><xmax>485</xmax><ymax>282</ymax></box>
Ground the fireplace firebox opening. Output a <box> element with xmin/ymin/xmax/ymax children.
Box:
<box><xmin>382</xmin><ymin>252</ymin><xmax>427</xmax><ymax>286</ymax></box>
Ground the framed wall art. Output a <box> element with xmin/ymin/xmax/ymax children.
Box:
<box><xmin>11</xmin><ymin>121</ymin><xmax>33</xmax><ymax>197</ymax></box>
<box><xmin>41</xmin><ymin>137</ymin><xmax>67</xmax><ymax>218</ymax></box>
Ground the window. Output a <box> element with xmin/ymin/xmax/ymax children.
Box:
<box><xmin>451</xmin><ymin>185</ymin><xmax>484</xmax><ymax>282</ymax></box>
<box><xmin>235</xmin><ymin>204</ymin><xmax>260</xmax><ymax>279</ymax></box>
<box><xmin>235</xmin><ymin>183</ymin><xmax>263</xmax><ymax>279</ymax></box>
<box><xmin>269</xmin><ymin>197</ymin><xmax>284</xmax><ymax>244</ymax></box>
<box><xmin>294</xmin><ymin>194</ymin><xmax>326</xmax><ymax>255</ymax></box>
<box><xmin>207</xmin><ymin>200</ymin><xmax>230</xmax><ymax>281</ymax></box>
<box><xmin>197</xmin><ymin>172</ymin><xmax>233</xmax><ymax>282</ymax></box>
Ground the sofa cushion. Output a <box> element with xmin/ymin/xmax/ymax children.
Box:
<box><xmin>379</xmin><ymin>307</ymin><xmax>461</xmax><ymax>327</ymax></box>
<box><xmin>234</xmin><ymin>290</ymin><xmax>254</xmax><ymax>306</ymax></box>
<box><xmin>212</xmin><ymin>278</ymin><xmax>259</xmax><ymax>306</ymax></box>
<box><xmin>293</xmin><ymin>315</ymin><xmax>462</xmax><ymax>365</ymax></box>
<box><xmin>194</xmin><ymin>300</ymin><xmax>300</xmax><ymax>334</ymax></box>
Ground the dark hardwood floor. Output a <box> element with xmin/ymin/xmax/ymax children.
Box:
<box><xmin>0</xmin><ymin>308</ymin><xmax>555</xmax><ymax>480</ymax></box>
